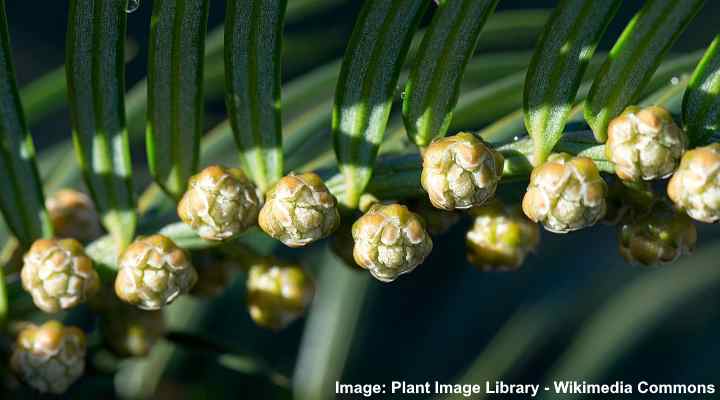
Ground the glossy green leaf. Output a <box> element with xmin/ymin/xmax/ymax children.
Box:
<box><xmin>402</xmin><ymin>0</ymin><xmax>498</xmax><ymax>148</ymax></box>
<box><xmin>66</xmin><ymin>0</ymin><xmax>136</xmax><ymax>250</ymax></box>
<box><xmin>481</xmin><ymin>53</ymin><xmax>704</xmax><ymax>147</ymax></box>
<box><xmin>0</xmin><ymin>1</ymin><xmax>52</xmax><ymax>247</ymax></box>
<box><xmin>584</xmin><ymin>0</ymin><xmax>705</xmax><ymax>142</ymax></box>
<box><xmin>225</xmin><ymin>0</ymin><xmax>286</xmax><ymax>192</ymax></box>
<box><xmin>332</xmin><ymin>0</ymin><xmax>429</xmax><ymax>209</ymax></box>
<box><xmin>524</xmin><ymin>0</ymin><xmax>620</xmax><ymax>164</ymax></box>
<box><xmin>683</xmin><ymin>35</ymin><xmax>720</xmax><ymax>146</ymax></box>
<box><xmin>147</xmin><ymin>0</ymin><xmax>209</xmax><ymax>200</ymax></box>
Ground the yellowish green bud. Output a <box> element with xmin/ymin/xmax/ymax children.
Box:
<box><xmin>21</xmin><ymin>238</ymin><xmax>100</xmax><ymax>313</ymax></box>
<box><xmin>259</xmin><ymin>172</ymin><xmax>340</xmax><ymax>247</ymax></box>
<box><xmin>114</xmin><ymin>234</ymin><xmax>197</xmax><ymax>310</ymax></box>
<box><xmin>352</xmin><ymin>203</ymin><xmax>433</xmax><ymax>282</ymax></box>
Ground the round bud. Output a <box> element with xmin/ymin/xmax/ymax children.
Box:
<box><xmin>259</xmin><ymin>172</ymin><xmax>340</xmax><ymax>247</ymax></box>
<box><xmin>178</xmin><ymin>165</ymin><xmax>261</xmax><ymax>241</ymax></box>
<box><xmin>21</xmin><ymin>239</ymin><xmax>100</xmax><ymax>313</ymax></box>
<box><xmin>618</xmin><ymin>202</ymin><xmax>697</xmax><ymax>266</ymax></box>
<box><xmin>352</xmin><ymin>203</ymin><xmax>433</xmax><ymax>282</ymax></box>
<box><xmin>466</xmin><ymin>201</ymin><xmax>540</xmax><ymax>271</ymax></box>
<box><xmin>114</xmin><ymin>234</ymin><xmax>197</xmax><ymax>310</ymax></box>
<box><xmin>421</xmin><ymin>132</ymin><xmax>504</xmax><ymax>210</ymax></box>
<box><xmin>246</xmin><ymin>260</ymin><xmax>314</xmax><ymax>330</ymax></box>
<box><xmin>606</xmin><ymin>106</ymin><xmax>686</xmax><ymax>181</ymax></box>
<box><xmin>522</xmin><ymin>153</ymin><xmax>607</xmax><ymax>233</ymax></box>
<box><xmin>11</xmin><ymin>321</ymin><xmax>86</xmax><ymax>394</ymax></box>
<box><xmin>46</xmin><ymin>189</ymin><xmax>102</xmax><ymax>242</ymax></box>
<box><xmin>667</xmin><ymin>143</ymin><xmax>720</xmax><ymax>223</ymax></box>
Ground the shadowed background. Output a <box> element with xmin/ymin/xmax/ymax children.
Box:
<box><xmin>4</xmin><ymin>0</ymin><xmax>720</xmax><ymax>398</ymax></box>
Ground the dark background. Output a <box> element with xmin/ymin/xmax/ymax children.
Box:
<box><xmin>5</xmin><ymin>1</ymin><xmax>720</xmax><ymax>399</ymax></box>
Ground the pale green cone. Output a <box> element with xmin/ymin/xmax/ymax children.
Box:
<box><xmin>606</xmin><ymin>106</ymin><xmax>686</xmax><ymax>182</ymax></box>
<box><xmin>114</xmin><ymin>234</ymin><xmax>197</xmax><ymax>310</ymax></box>
<box><xmin>247</xmin><ymin>260</ymin><xmax>315</xmax><ymax>331</ymax></box>
<box><xmin>259</xmin><ymin>172</ymin><xmax>340</xmax><ymax>247</ymax></box>
<box><xmin>421</xmin><ymin>132</ymin><xmax>504</xmax><ymax>210</ymax></box>
<box><xmin>619</xmin><ymin>202</ymin><xmax>697</xmax><ymax>266</ymax></box>
<box><xmin>352</xmin><ymin>203</ymin><xmax>433</xmax><ymax>282</ymax></box>
<box><xmin>178</xmin><ymin>165</ymin><xmax>261</xmax><ymax>241</ymax></box>
<box><xmin>21</xmin><ymin>238</ymin><xmax>100</xmax><ymax>313</ymax></box>
<box><xmin>11</xmin><ymin>321</ymin><xmax>86</xmax><ymax>394</ymax></box>
<box><xmin>522</xmin><ymin>153</ymin><xmax>607</xmax><ymax>233</ymax></box>
<box><xmin>668</xmin><ymin>143</ymin><xmax>720</xmax><ymax>223</ymax></box>
<box><xmin>46</xmin><ymin>189</ymin><xmax>102</xmax><ymax>242</ymax></box>
<box><xmin>466</xmin><ymin>201</ymin><xmax>540</xmax><ymax>271</ymax></box>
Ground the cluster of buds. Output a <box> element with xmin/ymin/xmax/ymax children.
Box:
<box><xmin>466</xmin><ymin>201</ymin><xmax>540</xmax><ymax>271</ymax></box>
<box><xmin>178</xmin><ymin>165</ymin><xmax>261</xmax><ymax>241</ymax></box>
<box><xmin>21</xmin><ymin>238</ymin><xmax>100</xmax><ymax>313</ymax></box>
<box><xmin>259</xmin><ymin>172</ymin><xmax>340</xmax><ymax>247</ymax></box>
<box><xmin>11</xmin><ymin>321</ymin><xmax>86</xmax><ymax>394</ymax></box>
<box><xmin>352</xmin><ymin>203</ymin><xmax>433</xmax><ymax>282</ymax></box>
<box><xmin>522</xmin><ymin>153</ymin><xmax>607</xmax><ymax>233</ymax></box>
<box><xmin>246</xmin><ymin>260</ymin><xmax>315</xmax><ymax>330</ymax></box>
<box><xmin>421</xmin><ymin>132</ymin><xmax>504</xmax><ymax>210</ymax></box>
<box><xmin>606</xmin><ymin>106</ymin><xmax>686</xmax><ymax>181</ymax></box>
<box><xmin>114</xmin><ymin>234</ymin><xmax>197</xmax><ymax>310</ymax></box>
<box><xmin>618</xmin><ymin>201</ymin><xmax>697</xmax><ymax>266</ymax></box>
<box><xmin>46</xmin><ymin>189</ymin><xmax>102</xmax><ymax>242</ymax></box>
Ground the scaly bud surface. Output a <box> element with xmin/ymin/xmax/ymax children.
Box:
<box><xmin>606</xmin><ymin>106</ymin><xmax>686</xmax><ymax>181</ymax></box>
<box><xmin>247</xmin><ymin>260</ymin><xmax>314</xmax><ymax>330</ymax></box>
<box><xmin>421</xmin><ymin>132</ymin><xmax>504</xmax><ymax>210</ymax></box>
<box><xmin>178</xmin><ymin>165</ymin><xmax>261</xmax><ymax>241</ymax></box>
<box><xmin>115</xmin><ymin>235</ymin><xmax>197</xmax><ymax>310</ymax></box>
<box><xmin>466</xmin><ymin>201</ymin><xmax>540</xmax><ymax>271</ymax></box>
<box><xmin>352</xmin><ymin>203</ymin><xmax>433</xmax><ymax>282</ymax></box>
<box><xmin>21</xmin><ymin>239</ymin><xmax>100</xmax><ymax>313</ymax></box>
<box><xmin>259</xmin><ymin>172</ymin><xmax>340</xmax><ymax>247</ymax></box>
<box><xmin>668</xmin><ymin>143</ymin><xmax>720</xmax><ymax>223</ymax></box>
<box><xmin>46</xmin><ymin>189</ymin><xmax>102</xmax><ymax>242</ymax></box>
<box><xmin>619</xmin><ymin>202</ymin><xmax>697</xmax><ymax>265</ymax></box>
<box><xmin>522</xmin><ymin>153</ymin><xmax>607</xmax><ymax>233</ymax></box>
<box><xmin>11</xmin><ymin>321</ymin><xmax>86</xmax><ymax>394</ymax></box>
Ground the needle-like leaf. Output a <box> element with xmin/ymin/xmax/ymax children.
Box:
<box><xmin>683</xmin><ymin>34</ymin><xmax>720</xmax><ymax>147</ymax></box>
<box><xmin>67</xmin><ymin>0</ymin><xmax>136</xmax><ymax>250</ymax></box>
<box><xmin>0</xmin><ymin>0</ymin><xmax>52</xmax><ymax>247</ymax></box>
<box><xmin>402</xmin><ymin>0</ymin><xmax>498</xmax><ymax>149</ymax></box>
<box><xmin>584</xmin><ymin>0</ymin><xmax>705</xmax><ymax>142</ymax></box>
<box><xmin>225</xmin><ymin>0</ymin><xmax>286</xmax><ymax>193</ymax></box>
<box><xmin>332</xmin><ymin>0</ymin><xmax>429</xmax><ymax>209</ymax></box>
<box><xmin>524</xmin><ymin>0</ymin><xmax>620</xmax><ymax>164</ymax></box>
<box><xmin>147</xmin><ymin>0</ymin><xmax>209</xmax><ymax>200</ymax></box>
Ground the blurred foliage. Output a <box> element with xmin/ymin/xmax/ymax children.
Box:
<box><xmin>1</xmin><ymin>0</ymin><xmax>720</xmax><ymax>399</ymax></box>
